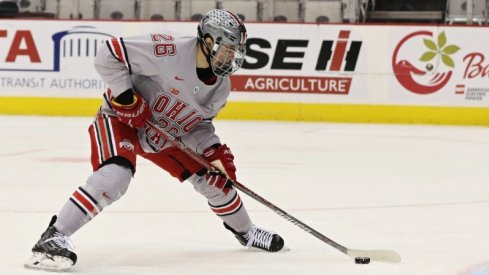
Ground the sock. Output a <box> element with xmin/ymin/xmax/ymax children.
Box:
<box><xmin>54</xmin><ymin>164</ymin><xmax>132</xmax><ymax>236</ymax></box>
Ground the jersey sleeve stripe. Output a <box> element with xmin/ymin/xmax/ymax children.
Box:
<box><xmin>110</xmin><ymin>38</ymin><xmax>125</xmax><ymax>63</ymax></box>
<box><xmin>120</xmin><ymin>37</ymin><xmax>132</xmax><ymax>74</ymax></box>
<box><xmin>103</xmin><ymin>93</ymin><xmax>114</xmax><ymax>110</ymax></box>
<box><xmin>108</xmin><ymin>38</ymin><xmax>130</xmax><ymax>71</ymax></box>
<box><xmin>105</xmin><ymin>40</ymin><xmax>121</xmax><ymax>62</ymax></box>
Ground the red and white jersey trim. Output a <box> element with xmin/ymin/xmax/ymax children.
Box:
<box><xmin>107</xmin><ymin>37</ymin><xmax>131</xmax><ymax>72</ymax></box>
<box><xmin>92</xmin><ymin>112</ymin><xmax>118</xmax><ymax>164</ymax></box>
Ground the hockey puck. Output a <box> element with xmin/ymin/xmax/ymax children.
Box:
<box><xmin>355</xmin><ymin>257</ymin><xmax>370</xmax><ymax>264</ymax></box>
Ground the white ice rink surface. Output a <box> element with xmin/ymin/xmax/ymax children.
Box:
<box><xmin>1</xmin><ymin>115</ymin><xmax>489</xmax><ymax>275</ymax></box>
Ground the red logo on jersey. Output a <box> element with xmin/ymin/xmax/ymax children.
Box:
<box><xmin>174</xmin><ymin>76</ymin><xmax>184</xmax><ymax>81</ymax></box>
<box><xmin>119</xmin><ymin>139</ymin><xmax>134</xmax><ymax>151</ymax></box>
<box><xmin>146</xmin><ymin>95</ymin><xmax>203</xmax><ymax>150</ymax></box>
<box><xmin>170</xmin><ymin>88</ymin><xmax>180</xmax><ymax>95</ymax></box>
<box><xmin>102</xmin><ymin>192</ymin><xmax>111</xmax><ymax>200</ymax></box>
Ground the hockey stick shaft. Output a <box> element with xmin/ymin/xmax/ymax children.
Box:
<box><xmin>145</xmin><ymin>121</ymin><xmax>400</xmax><ymax>262</ymax></box>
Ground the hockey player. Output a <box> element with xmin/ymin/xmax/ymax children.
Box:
<box><xmin>25</xmin><ymin>9</ymin><xmax>284</xmax><ymax>272</ymax></box>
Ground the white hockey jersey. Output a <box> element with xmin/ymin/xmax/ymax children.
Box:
<box><xmin>94</xmin><ymin>33</ymin><xmax>231</xmax><ymax>154</ymax></box>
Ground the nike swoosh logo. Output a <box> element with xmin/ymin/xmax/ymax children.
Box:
<box><xmin>174</xmin><ymin>76</ymin><xmax>184</xmax><ymax>81</ymax></box>
<box><xmin>102</xmin><ymin>192</ymin><xmax>111</xmax><ymax>200</ymax></box>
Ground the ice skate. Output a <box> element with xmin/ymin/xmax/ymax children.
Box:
<box><xmin>224</xmin><ymin>222</ymin><xmax>285</xmax><ymax>252</ymax></box>
<box><xmin>24</xmin><ymin>216</ymin><xmax>77</xmax><ymax>272</ymax></box>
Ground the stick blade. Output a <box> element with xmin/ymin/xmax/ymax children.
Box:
<box><xmin>347</xmin><ymin>249</ymin><xmax>401</xmax><ymax>263</ymax></box>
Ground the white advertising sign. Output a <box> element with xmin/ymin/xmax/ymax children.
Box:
<box><xmin>0</xmin><ymin>20</ymin><xmax>196</xmax><ymax>98</ymax></box>
<box><xmin>387</xmin><ymin>26</ymin><xmax>489</xmax><ymax>106</ymax></box>
<box><xmin>0</xmin><ymin>20</ymin><xmax>487</xmax><ymax>107</ymax></box>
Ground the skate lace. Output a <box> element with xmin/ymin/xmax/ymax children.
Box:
<box><xmin>244</xmin><ymin>224</ymin><xmax>274</xmax><ymax>250</ymax></box>
<box><xmin>45</xmin><ymin>232</ymin><xmax>75</xmax><ymax>252</ymax></box>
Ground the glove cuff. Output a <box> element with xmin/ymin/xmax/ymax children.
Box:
<box><xmin>111</xmin><ymin>94</ymin><xmax>138</xmax><ymax>110</ymax></box>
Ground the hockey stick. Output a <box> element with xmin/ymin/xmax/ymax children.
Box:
<box><xmin>145</xmin><ymin>121</ymin><xmax>401</xmax><ymax>263</ymax></box>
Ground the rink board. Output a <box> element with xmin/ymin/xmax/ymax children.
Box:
<box><xmin>0</xmin><ymin>20</ymin><xmax>488</xmax><ymax>125</ymax></box>
<box><xmin>1</xmin><ymin>96</ymin><xmax>487</xmax><ymax>126</ymax></box>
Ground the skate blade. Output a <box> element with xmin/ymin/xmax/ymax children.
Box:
<box><xmin>24</xmin><ymin>252</ymin><xmax>74</xmax><ymax>272</ymax></box>
<box><xmin>280</xmin><ymin>245</ymin><xmax>291</xmax><ymax>252</ymax></box>
<box><xmin>247</xmin><ymin>245</ymin><xmax>291</xmax><ymax>253</ymax></box>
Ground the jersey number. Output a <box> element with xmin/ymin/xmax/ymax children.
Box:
<box><xmin>151</xmin><ymin>33</ymin><xmax>176</xmax><ymax>57</ymax></box>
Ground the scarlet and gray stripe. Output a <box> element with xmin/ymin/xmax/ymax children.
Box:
<box><xmin>103</xmin><ymin>89</ymin><xmax>115</xmax><ymax>110</ymax></box>
<box><xmin>208</xmin><ymin>192</ymin><xmax>243</xmax><ymax>216</ymax></box>
<box><xmin>69</xmin><ymin>187</ymin><xmax>102</xmax><ymax>218</ymax></box>
<box><xmin>92</xmin><ymin>113</ymin><xmax>118</xmax><ymax>164</ymax></box>
<box><xmin>106</xmin><ymin>37</ymin><xmax>132</xmax><ymax>73</ymax></box>
<box><xmin>227</xmin><ymin>11</ymin><xmax>247</xmax><ymax>45</ymax></box>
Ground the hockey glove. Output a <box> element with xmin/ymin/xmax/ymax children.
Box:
<box><xmin>202</xmin><ymin>144</ymin><xmax>236</xmax><ymax>181</ymax></box>
<box><xmin>111</xmin><ymin>92</ymin><xmax>151</xmax><ymax>128</ymax></box>
<box><xmin>205</xmin><ymin>169</ymin><xmax>233</xmax><ymax>195</ymax></box>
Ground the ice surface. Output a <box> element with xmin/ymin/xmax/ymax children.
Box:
<box><xmin>1</xmin><ymin>115</ymin><xmax>489</xmax><ymax>275</ymax></box>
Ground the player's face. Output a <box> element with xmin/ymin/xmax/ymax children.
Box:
<box><xmin>204</xmin><ymin>36</ymin><xmax>246</xmax><ymax>77</ymax></box>
<box><xmin>213</xmin><ymin>44</ymin><xmax>237</xmax><ymax>67</ymax></box>
<box><xmin>211</xmin><ymin>43</ymin><xmax>245</xmax><ymax>76</ymax></box>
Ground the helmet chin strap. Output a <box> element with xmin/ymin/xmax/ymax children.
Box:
<box><xmin>198</xmin><ymin>38</ymin><xmax>213</xmax><ymax>70</ymax></box>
